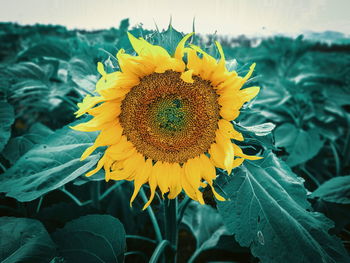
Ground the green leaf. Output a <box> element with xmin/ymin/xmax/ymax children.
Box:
<box><xmin>0</xmin><ymin>121</ymin><xmax>101</xmax><ymax>202</ymax></box>
<box><xmin>182</xmin><ymin>202</ymin><xmax>245</xmax><ymax>263</ymax></box>
<box><xmin>2</xmin><ymin>123</ymin><xmax>53</xmax><ymax>164</ymax></box>
<box><xmin>275</xmin><ymin>123</ymin><xmax>324</xmax><ymax>166</ymax></box>
<box><xmin>182</xmin><ymin>202</ymin><xmax>226</xmax><ymax>250</ymax></box>
<box><xmin>17</xmin><ymin>40</ymin><xmax>71</xmax><ymax>61</ymax></box>
<box><xmin>155</xmin><ymin>25</ymin><xmax>184</xmax><ymax>55</ymax></box>
<box><xmin>0</xmin><ymin>102</ymin><xmax>15</xmax><ymax>152</ymax></box>
<box><xmin>68</xmin><ymin>56</ymin><xmax>99</xmax><ymax>94</ymax></box>
<box><xmin>237</xmin><ymin>122</ymin><xmax>276</xmax><ymax>136</ymax></box>
<box><xmin>216</xmin><ymin>152</ymin><xmax>349</xmax><ymax>263</ymax></box>
<box><xmin>53</xmin><ymin>215</ymin><xmax>126</xmax><ymax>263</ymax></box>
<box><xmin>325</xmin><ymin>85</ymin><xmax>350</xmax><ymax>106</ymax></box>
<box><xmin>311</xmin><ymin>176</ymin><xmax>350</xmax><ymax>204</ymax></box>
<box><xmin>0</xmin><ymin>217</ymin><xmax>56</xmax><ymax>263</ymax></box>
<box><xmin>235</xmin><ymin>121</ymin><xmax>276</xmax><ymax>150</ymax></box>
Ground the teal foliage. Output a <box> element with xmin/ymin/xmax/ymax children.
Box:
<box><xmin>216</xmin><ymin>152</ymin><xmax>349</xmax><ymax>263</ymax></box>
<box><xmin>0</xmin><ymin>217</ymin><xmax>57</xmax><ymax>263</ymax></box>
<box><xmin>53</xmin><ymin>215</ymin><xmax>126</xmax><ymax>263</ymax></box>
<box><xmin>0</xmin><ymin>121</ymin><xmax>101</xmax><ymax>202</ymax></box>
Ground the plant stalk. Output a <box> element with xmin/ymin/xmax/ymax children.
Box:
<box><xmin>164</xmin><ymin>197</ymin><xmax>178</xmax><ymax>263</ymax></box>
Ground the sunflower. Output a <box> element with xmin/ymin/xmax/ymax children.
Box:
<box><xmin>72</xmin><ymin>32</ymin><xmax>261</xmax><ymax>209</ymax></box>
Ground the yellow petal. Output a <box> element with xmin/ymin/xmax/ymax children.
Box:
<box><xmin>198</xmin><ymin>154</ymin><xmax>225</xmax><ymax>201</ymax></box>
<box><xmin>174</xmin><ymin>32</ymin><xmax>194</xmax><ymax>60</ymax></box>
<box><xmin>218</xmin><ymin>119</ymin><xmax>243</xmax><ymax>141</ymax></box>
<box><xmin>88</xmin><ymin>100</ymin><xmax>121</xmax><ymax>117</ymax></box>
<box><xmin>215</xmin><ymin>76</ymin><xmax>243</xmax><ymax>95</ymax></box>
<box><xmin>232</xmin><ymin>157</ymin><xmax>245</xmax><ymax>168</ymax></box>
<box><xmin>127</xmin><ymin>32</ymin><xmax>170</xmax><ymax>58</ymax></box>
<box><xmin>109</xmin><ymin>152</ymin><xmax>144</xmax><ymax>181</ymax></box>
<box><xmin>181</xmin><ymin>168</ymin><xmax>198</xmax><ymax>201</ymax></box>
<box><xmin>180</xmin><ymin>69</ymin><xmax>194</xmax><ymax>83</ymax></box>
<box><xmin>167</xmin><ymin>163</ymin><xmax>183</xmax><ymax>199</ymax></box>
<box><xmin>80</xmin><ymin>121</ymin><xmax>123</xmax><ymax>161</ymax></box>
<box><xmin>107</xmin><ymin>136</ymin><xmax>136</xmax><ymax>160</ymax></box>
<box><xmin>75</xmin><ymin>95</ymin><xmax>105</xmax><ymax>118</ymax></box>
<box><xmin>243</xmin><ymin>63</ymin><xmax>256</xmax><ymax>82</ymax></box>
<box><xmin>219</xmin><ymin>106</ymin><xmax>240</xmax><ymax>121</ymax></box>
<box><xmin>215</xmin><ymin>41</ymin><xmax>225</xmax><ymax>66</ymax></box>
<box><xmin>85</xmin><ymin>154</ymin><xmax>107</xmax><ymax>177</ymax></box>
<box><xmin>185</xmin><ymin>48</ymin><xmax>202</xmax><ymax>75</ymax></box>
<box><xmin>117</xmin><ymin>49</ymin><xmax>156</xmax><ymax>77</ymax></box>
<box><xmin>153</xmin><ymin>161</ymin><xmax>170</xmax><ymax>196</ymax></box>
<box><xmin>184</xmin><ymin>157</ymin><xmax>205</xmax><ymax>204</ymax></box>
<box><xmin>104</xmin><ymin>157</ymin><xmax>114</xmax><ymax>181</ymax></box>
<box><xmin>97</xmin><ymin>62</ymin><xmax>107</xmax><ymax>77</ymax></box>
<box><xmin>130</xmin><ymin>159</ymin><xmax>152</xmax><ymax>206</ymax></box>
<box><xmin>232</xmin><ymin>143</ymin><xmax>263</xmax><ymax>160</ymax></box>
<box><xmin>95</xmin><ymin>71</ymin><xmax>138</xmax><ymax>100</ymax></box>
<box><xmin>188</xmin><ymin>44</ymin><xmax>217</xmax><ymax>80</ymax></box>
<box><xmin>142</xmin><ymin>166</ymin><xmax>158</xmax><ymax>210</ymax></box>
<box><xmin>154</xmin><ymin>57</ymin><xmax>185</xmax><ymax>73</ymax></box>
<box><xmin>239</xmin><ymin>86</ymin><xmax>260</xmax><ymax>102</ymax></box>
<box><xmin>209</xmin><ymin>131</ymin><xmax>234</xmax><ymax>174</ymax></box>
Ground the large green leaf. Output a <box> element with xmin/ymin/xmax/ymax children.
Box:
<box><xmin>0</xmin><ymin>121</ymin><xmax>101</xmax><ymax>202</ymax></box>
<box><xmin>182</xmin><ymin>202</ymin><xmax>227</xmax><ymax>250</ymax></box>
<box><xmin>2</xmin><ymin>122</ymin><xmax>53</xmax><ymax>164</ymax></box>
<box><xmin>311</xmin><ymin>175</ymin><xmax>350</xmax><ymax>204</ymax></box>
<box><xmin>182</xmin><ymin>202</ymin><xmax>245</xmax><ymax>263</ymax></box>
<box><xmin>274</xmin><ymin>123</ymin><xmax>324</xmax><ymax>166</ymax></box>
<box><xmin>0</xmin><ymin>217</ymin><xmax>56</xmax><ymax>263</ymax></box>
<box><xmin>53</xmin><ymin>215</ymin><xmax>126</xmax><ymax>263</ymax></box>
<box><xmin>0</xmin><ymin>102</ymin><xmax>15</xmax><ymax>152</ymax></box>
<box><xmin>216</xmin><ymin>152</ymin><xmax>349</xmax><ymax>263</ymax></box>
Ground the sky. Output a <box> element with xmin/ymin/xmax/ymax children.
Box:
<box><xmin>0</xmin><ymin>0</ymin><xmax>349</xmax><ymax>36</ymax></box>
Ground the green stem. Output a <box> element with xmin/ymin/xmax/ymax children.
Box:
<box><xmin>126</xmin><ymin>235</ymin><xmax>157</xmax><ymax>244</ymax></box>
<box><xmin>149</xmin><ymin>240</ymin><xmax>171</xmax><ymax>263</ymax></box>
<box><xmin>164</xmin><ymin>197</ymin><xmax>178</xmax><ymax>263</ymax></box>
<box><xmin>36</xmin><ymin>196</ymin><xmax>44</xmax><ymax>213</ymax></box>
<box><xmin>0</xmin><ymin>161</ymin><xmax>6</xmax><ymax>172</ymax></box>
<box><xmin>329</xmin><ymin>141</ymin><xmax>341</xmax><ymax>177</ymax></box>
<box><xmin>301</xmin><ymin>166</ymin><xmax>320</xmax><ymax>186</ymax></box>
<box><xmin>99</xmin><ymin>181</ymin><xmax>124</xmax><ymax>201</ymax></box>
<box><xmin>177</xmin><ymin>196</ymin><xmax>191</xmax><ymax>225</ymax></box>
<box><xmin>55</xmin><ymin>95</ymin><xmax>79</xmax><ymax>110</ymax></box>
<box><xmin>91</xmin><ymin>181</ymin><xmax>101</xmax><ymax>209</ymax></box>
<box><xmin>124</xmin><ymin>251</ymin><xmax>148</xmax><ymax>261</ymax></box>
<box><xmin>188</xmin><ymin>249</ymin><xmax>202</xmax><ymax>263</ymax></box>
<box><xmin>140</xmin><ymin>187</ymin><xmax>163</xmax><ymax>243</ymax></box>
<box><xmin>60</xmin><ymin>187</ymin><xmax>92</xmax><ymax>206</ymax></box>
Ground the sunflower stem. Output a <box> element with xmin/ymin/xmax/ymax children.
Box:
<box><xmin>126</xmin><ymin>234</ymin><xmax>157</xmax><ymax>244</ymax></box>
<box><xmin>177</xmin><ymin>196</ymin><xmax>192</xmax><ymax>225</ymax></box>
<box><xmin>91</xmin><ymin>181</ymin><xmax>101</xmax><ymax>210</ymax></box>
<box><xmin>164</xmin><ymin>197</ymin><xmax>178</xmax><ymax>263</ymax></box>
<box><xmin>140</xmin><ymin>188</ymin><xmax>163</xmax><ymax>243</ymax></box>
<box><xmin>149</xmin><ymin>240</ymin><xmax>172</xmax><ymax>263</ymax></box>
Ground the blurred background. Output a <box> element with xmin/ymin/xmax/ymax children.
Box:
<box><xmin>1</xmin><ymin>0</ymin><xmax>349</xmax><ymax>37</ymax></box>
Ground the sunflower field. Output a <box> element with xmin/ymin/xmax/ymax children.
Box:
<box><xmin>0</xmin><ymin>20</ymin><xmax>350</xmax><ymax>263</ymax></box>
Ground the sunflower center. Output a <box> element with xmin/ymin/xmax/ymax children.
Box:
<box><xmin>152</xmin><ymin>97</ymin><xmax>187</xmax><ymax>133</ymax></box>
<box><xmin>120</xmin><ymin>70</ymin><xmax>220</xmax><ymax>163</ymax></box>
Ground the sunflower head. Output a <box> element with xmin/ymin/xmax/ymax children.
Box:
<box><xmin>72</xmin><ymin>31</ymin><xmax>261</xmax><ymax>209</ymax></box>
